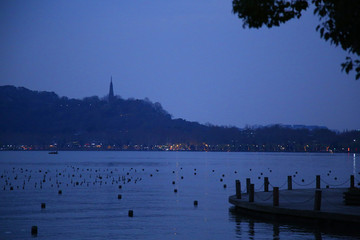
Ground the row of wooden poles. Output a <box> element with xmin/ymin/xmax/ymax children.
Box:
<box><xmin>235</xmin><ymin>175</ymin><xmax>356</xmax><ymax>211</ymax></box>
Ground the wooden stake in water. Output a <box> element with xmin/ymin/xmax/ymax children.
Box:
<box><xmin>31</xmin><ymin>226</ymin><xmax>38</xmax><ymax>236</ymax></box>
<box><xmin>236</xmin><ymin>180</ymin><xmax>241</xmax><ymax>199</ymax></box>
<box><xmin>249</xmin><ymin>184</ymin><xmax>254</xmax><ymax>203</ymax></box>
<box><xmin>350</xmin><ymin>175</ymin><xmax>355</xmax><ymax>188</ymax></box>
<box><xmin>273</xmin><ymin>187</ymin><xmax>279</xmax><ymax>207</ymax></box>
<box><xmin>287</xmin><ymin>176</ymin><xmax>292</xmax><ymax>190</ymax></box>
<box><xmin>246</xmin><ymin>178</ymin><xmax>251</xmax><ymax>193</ymax></box>
<box><xmin>264</xmin><ymin>177</ymin><xmax>269</xmax><ymax>192</ymax></box>
<box><xmin>316</xmin><ymin>175</ymin><xmax>321</xmax><ymax>189</ymax></box>
<box><xmin>128</xmin><ymin>210</ymin><xmax>134</xmax><ymax>217</ymax></box>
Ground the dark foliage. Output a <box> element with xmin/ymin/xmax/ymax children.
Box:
<box><xmin>232</xmin><ymin>0</ymin><xmax>360</xmax><ymax>79</ymax></box>
<box><xmin>0</xmin><ymin>86</ymin><xmax>359</xmax><ymax>152</ymax></box>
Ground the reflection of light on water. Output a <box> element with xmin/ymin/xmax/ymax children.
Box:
<box><xmin>353</xmin><ymin>154</ymin><xmax>356</xmax><ymax>175</ymax></box>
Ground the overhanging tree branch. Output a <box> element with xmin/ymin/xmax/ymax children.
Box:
<box><xmin>232</xmin><ymin>0</ymin><xmax>360</xmax><ymax>80</ymax></box>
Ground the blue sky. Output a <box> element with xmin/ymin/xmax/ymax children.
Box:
<box><xmin>1</xmin><ymin>0</ymin><xmax>359</xmax><ymax>130</ymax></box>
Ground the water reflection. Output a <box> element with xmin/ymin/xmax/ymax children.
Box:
<box><xmin>229</xmin><ymin>207</ymin><xmax>360</xmax><ymax>240</ymax></box>
<box><xmin>353</xmin><ymin>153</ymin><xmax>356</xmax><ymax>176</ymax></box>
<box><xmin>272</xmin><ymin>223</ymin><xmax>279</xmax><ymax>240</ymax></box>
<box><xmin>248</xmin><ymin>220</ymin><xmax>255</xmax><ymax>239</ymax></box>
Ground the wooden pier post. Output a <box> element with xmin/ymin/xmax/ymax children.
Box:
<box><xmin>264</xmin><ymin>177</ymin><xmax>269</xmax><ymax>192</ymax></box>
<box><xmin>236</xmin><ymin>180</ymin><xmax>241</xmax><ymax>199</ymax></box>
<box><xmin>350</xmin><ymin>175</ymin><xmax>355</xmax><ymax>188</ymax></box>
<box><xmin>249</xmin><ymin>184</ymin><xmax>254</xmax><ymax>202</ymax></box>
<box><xmin>316</xmin><ymin>175</ymin><xmax>321</xmax><ymax>189</ymax></box>
<box><xmin>246</xmin><ymin>178</ymin><xmax>251</xmax><ymax>193</ymax></box>
<box><xmin>273</xmin><ymin>187</ymin><xmax>279</xmax><ymax>206</ymax></box>
<box><xmin>314</xmin><ymin>190</ymin><xmax>322</xmax><ymax>211</ymax></box>
<box><xmin>287</xmin><ymin>176</ymin><xmax>292</xmax><ymax>190</ymax></box>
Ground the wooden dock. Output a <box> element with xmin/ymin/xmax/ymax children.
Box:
<box><xmin>229</xmin><ymin>187</ymin><xmax>360</xmax><ymax>225</ymax></box>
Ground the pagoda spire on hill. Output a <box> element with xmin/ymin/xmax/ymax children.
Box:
<box><xmin>109</xmin><ymin>76</ymin><xmax>115</xmax><ymax>102</ymax></box>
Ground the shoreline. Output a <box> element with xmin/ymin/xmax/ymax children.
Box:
<box><xmin>1</xmin><ymin>149</ymin><xmax>358</xmax><ymax>154</ymax></box>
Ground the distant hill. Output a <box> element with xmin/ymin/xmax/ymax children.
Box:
<box><xmin>0</xmin><ymin>85</ymin><xmax>359</xmax><ymax>152</ymax></box>
<box><xmin>0</xmin><ymin>85</ymin><xmax>243</xmax><ymax>147</ymax></box>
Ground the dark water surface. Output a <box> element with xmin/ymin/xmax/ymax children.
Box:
<box><xmin>0</xmin><ymin>151</ymin><xmax>359</xmax><ymax>239</ymax></box>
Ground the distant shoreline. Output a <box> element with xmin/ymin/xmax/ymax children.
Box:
<box><xmin>0</xmin><ymin>149</ymin><xmax>358</xmax><ymax>154</ymax></box>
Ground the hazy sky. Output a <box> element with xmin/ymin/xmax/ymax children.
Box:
<box><xmin>1</xmin><ymin>0</ymin><xmax>359</xmax><ymax>131</ymax></box>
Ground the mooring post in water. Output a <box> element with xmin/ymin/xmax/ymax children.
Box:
<box><xmin>249</xmin><ymin>184</ymin><xmax>254</xmax><ymax>202</ymax></box>
<box><xmin>314</xmin><ymin>190</ymin><xmax>322</xmax><ymax>211</ymax></box>
<box><xmin>287</xmin><ymin>176</ymin><xmax>292</xmax><ymax>190</ymax></box>
<box><xmin>316</xmin><ymin>175</ymin><xmax>321</xmax><ymax>189</ymax></box>
<box><xmin>236</xmin><ymin>180</ymin><xmax>241</xmax><ymax>199</ymax></box>
<box><xmin>350</xmin><ymin>175</ymin><xmax>355</xmax><ymax>188</ymax></box>
<box><xmin>31</xmin><ymin>226</ymin><xmax>38</xmax><ymax>236</ymax></box>
<box><xmin>273</xmin><ymin>187</ymin><xmax>279</xmax><ymax>206</ymax></box>
<box><xmin>128</xmin><ymin>210</ymin><xmax>134</xmax><ymax>217</ymax></box>
<box><xmin>246</xmin><ymin>178</ymin><xmax>251</xmax><ymax>193</ymax></box>
<box><xmin>264</xmin><ymin>177</ymin><xmax>269</xmax><ymax>192</ymax></box>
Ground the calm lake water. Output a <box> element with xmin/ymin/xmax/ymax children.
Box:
<box><xmin>0</xmin><ymin>151</ymin><xmax>359</xmax><ymax>240</ymax></box>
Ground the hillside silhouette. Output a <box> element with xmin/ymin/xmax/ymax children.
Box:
<box><xmin>0</xmin><ymin>85</ymin><xmax>359</xmax><ymax>152</ymax></box>
<box><xmin>0</xmin><ymin>85</ymin><xmax>242</xmax><ymax>147</ymax></box>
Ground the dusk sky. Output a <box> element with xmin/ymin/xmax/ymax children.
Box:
<box><xmin>1</xmin><ymin>0</ymin><xmax>359</xmax><ymax>131</ymax></box>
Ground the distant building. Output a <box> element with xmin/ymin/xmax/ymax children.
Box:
<box><xmin>109</xmin><ymin>76</ymin><xmax>115</xmax><ymax>102</ymax></box>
